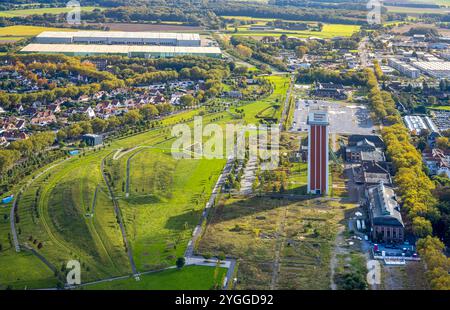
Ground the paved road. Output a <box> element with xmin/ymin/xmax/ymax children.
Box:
<box><xmin>359</xmin><ymin>37</ymin><xmax>371</xmax><ymax>68</ymax></box>
<box><xmin>101</xmin><ymin>155</ymin><xmax>137</xmax><ymax>275</ymax></box>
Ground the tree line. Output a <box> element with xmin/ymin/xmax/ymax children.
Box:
<box><xmin>366</xmin><ymin>67</ymin><xmax>449</xmax><ymax>290</ymax></box>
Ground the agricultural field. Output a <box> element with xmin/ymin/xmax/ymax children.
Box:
<box><xmin>0</xmin><ymin>6</ymin><xmax>103</xmax><ymax>18</ymax></box>
<box><xmin>0</xmin><ymin>25</ymin><xmax>75</xmax><ymax>43</ymax></box>
<box><xmin>84</xmin><ymin>265</ymin><xmax>227</xmax><ymax>290</ymax></box>
<box><xmin>384</xmin><ymin>5</ymin><xmax>449</xmax><ymax>14</ymax></box>
<box><xmin>222</xmin><ymin>17</ymin><xmax>360</xmax><ymax>38</ymax></box>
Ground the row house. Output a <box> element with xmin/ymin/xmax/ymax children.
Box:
<box><xmin>0</xmin><ymin>117</ymin><xmax>26</xmax><ymax>133</ymax></box>
<box><xmin>422</xmin><ymin>148</ymin><xmax>450</xmax><ymax>178</ymax></box>
<box><xmin>31</xmin><ymin>110</ymin><xmax>57</xmax><ymax>126</ymax></box>
<box><xmin>2</xmin><ymin>131</ymin><xmax>29</xmax><ymax>142</ymax></box>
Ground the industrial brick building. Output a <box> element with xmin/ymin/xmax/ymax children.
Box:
<box><xmin>366</xmin><ymin>182</ymin><xmax>404</xmax><ymax>243</ymax></box>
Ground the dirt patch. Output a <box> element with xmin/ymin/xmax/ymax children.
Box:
<box><xmin>381</xmin><ymin>262</ymin><xmax>429</xmax><ymax>290</ymax></box>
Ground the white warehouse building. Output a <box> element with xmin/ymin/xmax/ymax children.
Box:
<box><xmin>388</xmin><ymin>58</ymin><xmax>421</xmax><ymax>78</ymax></box>
<box><xmin>412</xmin><ymin>61</ymin><xmax>450</xmax><ymax>79</ymax></box>
<box><xmin>35</xmin><ymin>31</ymin><xmax>201</xmax><ymax>47</ymax></box>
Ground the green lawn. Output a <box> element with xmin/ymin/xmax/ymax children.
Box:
<box><xmin>84</xmin><ymin>265</ymin><xmax>227</xmax><ymax>290</ymax></box>
<box><xmin>110</xmin><ymin>148</ymin><xmax>225</xmax><ymax>270</ymax></box>
<box><xmin>0</xmin><ymin>250</ymin><xmax>57</xmax><ymax>289</ymax></box>
<box><xmin>232</xmin><ymin>75</ymin><xmax>290</xmax><ymax>124</ymax></box>
<box><xmin>0</xmin><ymin>6</ymin><xmax>103</xmax><ymax>17</ymax></box>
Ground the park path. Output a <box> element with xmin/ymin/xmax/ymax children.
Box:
<box><xmin>101</xmin><ymin>155</ymin><xmax>137</xmax><ymax>276</ymax></box>
<box><xmin>239</xmin><ymin>156</ymin><xmax>257</xmax><ymax>196</ymax></box>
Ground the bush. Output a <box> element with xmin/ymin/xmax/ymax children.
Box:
<box><xmin>176</xmin><ymin>257</ymin><xmax>186</xmax><ymax>269</ymax></box>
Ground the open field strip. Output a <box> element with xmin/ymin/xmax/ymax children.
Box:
<box><xmin>83</xmin><ymin>265</ymin><xmax>227</xmax><ymax>290</ymax></box>
<box><xmin>0</xmin><ymin>25</ymin><xmax>76</xmax><ymax>43</ymax></box>
<box><xmin>384</xmin><ymin>5</ymin><xmax>449</xmax><ymax>14</ymax></box>
<box><xmin>0</xmin><ymin>6</ymin><xmax>103</xmax><ymax>17</ymax></box>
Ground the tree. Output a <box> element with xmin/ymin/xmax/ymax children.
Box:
<box><xmin>412</xmin><ymin>217</ymin><xmax>433</xmax><ymax>238</ymax></box>
<box><xmin>436</xmin><ymin>137</ymin><xmax>449</xmax><ymax>151</ymax></box>
<box><xmin>91</xmin><ymin>118</ymin><xmax>108</xmax><ymax>133</ymax></box>
<box><xmin>180</xmin><ymin>95</ymin><xmax>195</xmax><ymax>107</ymax></box>
<box><xmin>295</xmin><ymin>46</ymin><xmax>309</xmax><ymax>59</ymax></box>
<box><xmin>140</xmin><ymin>104</ymin><xmax>159</xmax><ymax>120</ymax></box>
<box><xmin>235</xmin><ymin>44</ymin><xmax>253</xmax><ymax>58</ymax></box>
<box><xmin>428</xmin><ymin>96</ymin><xmax>437</xmax><ymax>106</ymax></box>
<box><xmin>176</xmin><ymin>257</ymin><xmax>185</xmax><ymax>269</ymax></box>
<box><xmin>0</xmin><ymin>149</ymin><xmax>21</xmax><ymax>173</ymax></box>
<box><xmin>123</xmin><ymin>110</ymin><xmax>142</xmax><ymax>125</ymax></box>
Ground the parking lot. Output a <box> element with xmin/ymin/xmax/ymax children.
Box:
<box><xmin>291</xmin><ymin>99</ymin><xmax>376</xmax><ymax>135</ymax></box>
<box><xmin>431</xmin><ymin>110</ymin><xmax>450</xmax><ymax>132</ymax></box>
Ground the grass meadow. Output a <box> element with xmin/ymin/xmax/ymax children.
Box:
<box><xmin>84</xmin><ymin>265</ymin><xmax>227</xmax><ymax>290</ymax></box>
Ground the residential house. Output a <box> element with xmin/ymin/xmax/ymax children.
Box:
<box><xmin>422</xmin><ymin>148</ymin><xmax>450</xmax><ymax>178</ymax></box>
<box><xmin>2</xmin><ymin>131</ymin><xmax>29</xmax><ymax>141</ymax></box>
<box><xmin>31</xmin><ymin>110</ymin><xmax>57</xmax><ymax>126</ymax></box>
<box><xmin>82</xmin><ymin>106</ymin><xmax>96</xmax><ymax>119</ymax></box>
<box><xmin>0</xmin><ymin>136</ymin><xmax>9</xmax><ymax>147</ymax></box>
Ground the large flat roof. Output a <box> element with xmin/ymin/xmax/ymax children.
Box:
<box><xmin>413</xmin><ymin>61</ymin><xmax>450</xmax><ymax>71</ymax></box>
<box><xmin>20</xmin><ymin>43</ymin><xmax>221</xmax><ymax>55</ymax></box>
<box><xmin>36</xmin><ymin>31</ymin><xmax>201</xmax><ymax>41</ymax></box>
